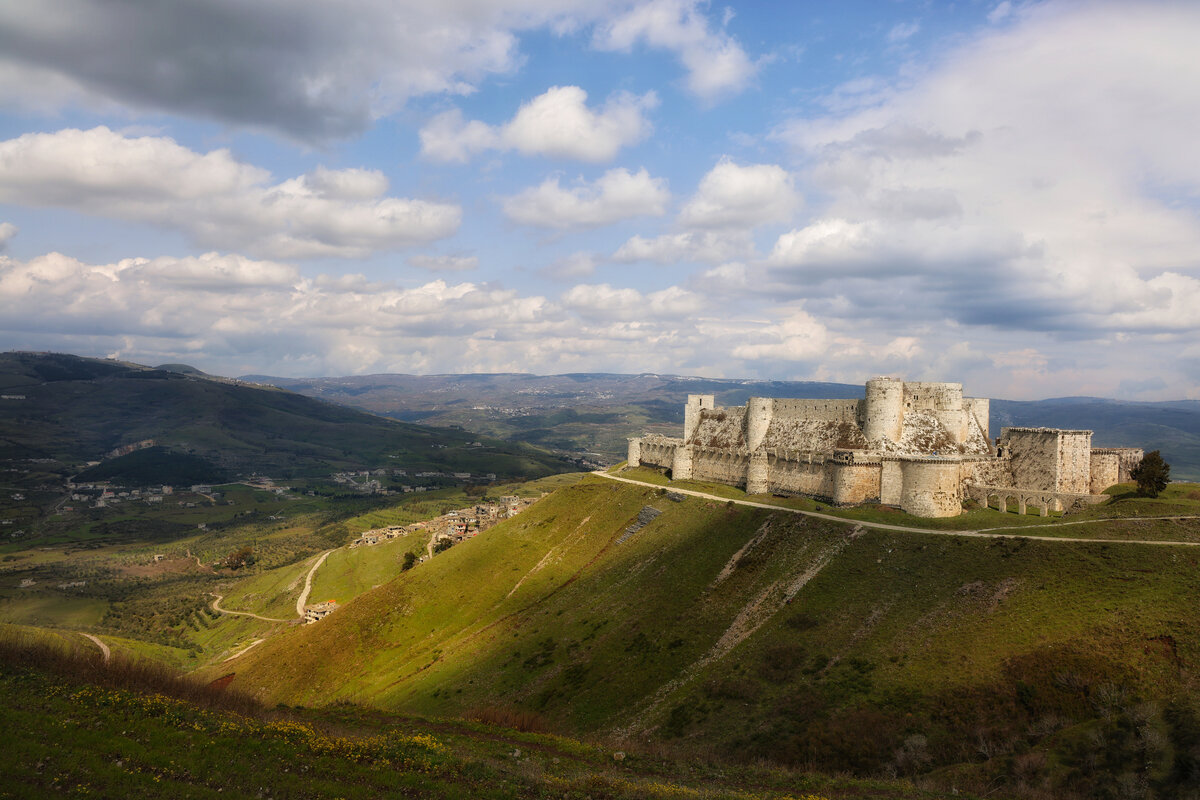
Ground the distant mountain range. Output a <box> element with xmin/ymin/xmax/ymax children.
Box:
<box><xmin>0</xmin><ymin>353</ymin><xmax>579</xmax><ymax>482</ymax></box>
<box><xmin>244</xmin><ymin>372</ymin><xmax>1200</xmax><ymax>480</ymax></box>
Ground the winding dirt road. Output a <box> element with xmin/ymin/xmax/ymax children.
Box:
<box><xmin>595</xmin><ymin>472</ymin><xmax>1200</xmax><ymax>547</ymax></box>
<box><xmin>82</xmin><ymin>633</ymin><xmax>110</xmax><ymax>663</ymax></box>
<box><xmin>210</xmin><ymin>594</ymin><xmax>293</xmax><ymax>623</ymax></box>
<box><xmin>208</xmin><ymin>548</ymin><xmax>334</xmax><ymax>625</ymax></box>
<box><xmin>295</xmin><ymin>550</ymin><xmax>333</xmax><ymax>616</ymax></box>
<box><xmin>223</xmin><ymin>638</ymin><xmax>265</xmax><ymax>662</ymax></box>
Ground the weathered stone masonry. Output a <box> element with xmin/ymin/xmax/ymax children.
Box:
<box><xmin>628</xmin><ymin>378</ymin><xmax>1144</xmax><ymax>518</ymax></box>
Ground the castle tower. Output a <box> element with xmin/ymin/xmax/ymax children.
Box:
<box><xmin>928</xmin><ymin>383</ymin><xmax>966</xmax><ymax>444</ymax></box>
<box><xmin>683</xmin><ymin>394</ymin><xmax>715</xmax><ymax>441</ymax></box>
<box><xmin>745</xmin><ymin>397</ymin><xmax>774</xmax><ymax>451</ymax></box>
<box><xmin>863</xmin><ymin>377</ymin><xmax>904</xmax><ymax>444</ymax></box>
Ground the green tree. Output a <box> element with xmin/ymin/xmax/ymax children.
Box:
<box><xmin>401</xmin><ymin>551</ymin><xmax>418</xmax><ymax>571</ymax></box>
<box><xmin>224</xmin><ymin>545</ymin><xmax>254</xmax><ymax>570</ymax></box>
<box><xmin>1131</xmin><ymin>450</ymin><xmax>1170</xmax><ymax>498</ymax></box>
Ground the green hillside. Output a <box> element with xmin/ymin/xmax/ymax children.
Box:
<box><xmin>0</xmin><ymin>352</ymin><xmax>579</xmax><ymax>480</ymax></box>
<box><xmin>0</xmin><ymin>627</ymin><xmax>939</xmax><ymax>800</ymax></box>
<box><xmin>74</xmin><ymin>446</ymin><xmax>229</xmax><ymax>486</ymax></box>
<box><xmin>223</xmin><ymin>476</ymin><xmax>1200</xmax><ymax>798</ymax></box>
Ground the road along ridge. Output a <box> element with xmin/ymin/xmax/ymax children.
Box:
<box><xmin>593</xmin><ymin>472</ymin><xmax>1200</xmax><ymax>547</ymax></box>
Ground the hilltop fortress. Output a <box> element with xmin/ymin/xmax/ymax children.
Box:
<box><xmin>627</xmin><ymin>378</ymin><xmax>1143</xmax><ymax>518</ymax></box>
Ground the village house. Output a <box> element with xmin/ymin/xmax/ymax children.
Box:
<box><xmin>303</xmin><ymin>600</ymin><xmax>337</xmax><ymax>623</ymax></box>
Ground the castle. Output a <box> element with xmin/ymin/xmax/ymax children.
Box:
<box><xmin>626</xmin><ymin>378</ymin><xmax>1143</xmax><ymax>518</ymax></box>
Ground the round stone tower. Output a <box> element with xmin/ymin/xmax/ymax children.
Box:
<box><xmin>864</xmin><ymin>377</ymin><xmax>904</xmax><ymax>444</ymax></box>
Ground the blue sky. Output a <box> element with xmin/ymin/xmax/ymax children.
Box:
<box><xmin>1</xmin><ymin>0</ymin><xmax>1199</xmax><ymax>401</ymax></box>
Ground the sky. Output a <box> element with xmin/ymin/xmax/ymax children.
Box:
<box><xmin>1</xmin><ymin>0</ymin><xmax>1199</xmax><ymax>401</ymax></box>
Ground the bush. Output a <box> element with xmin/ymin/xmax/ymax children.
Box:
<box><xmin>224</xmin><ymin>546</ymin><xmax>255</xmax><ymax>570</ymax></box>
<box><xmin>401</xmin><ymin>551</ymin><xmax>418</xmax><ymax>571</ymax></box>
<box><xmin>1131</xmin><ymin>451</ymin><xmax>1170</xmax><ymax>498</ymax></box>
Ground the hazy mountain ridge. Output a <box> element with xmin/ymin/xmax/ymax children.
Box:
<box><xmin>244</xmin><ymin>372</ymin><xmax>1200</xmax><ymax>479</ymax></box>
<box><xmin>0</xmin><ymin>352</ymin><xmax>578</xmax><ymax>481</ymax></box>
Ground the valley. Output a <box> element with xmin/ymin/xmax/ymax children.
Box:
<box><xmin>4</xmin><ymin>352</ymin><xmax>1200</xmax><ymax>799</ymax></box>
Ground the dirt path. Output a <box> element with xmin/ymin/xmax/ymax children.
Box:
<box><xmin>223</xmin><ymin>638</ymin><xmax>265</xmax><ymax>662</ymax></box>
<box><xmin>295</xmin><ymin>550</ymin><xmax>334</xmax><ymax>616</ymax></box>
<box><xmin>594</xmin><ymin>472</ymin><xmax>1200</xmax><ymax>547</ymax></box>
<box><xmin>210</xmin><ymin>594</ymin><xmax>293</xmax><ymax>623</ymax></box>
<box><xmin>82</xmin><ymin>633</ymin><xmax>110</xmax><ymax>663</ymax></box>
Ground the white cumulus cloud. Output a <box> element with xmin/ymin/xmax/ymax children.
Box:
<box><xmin>421</xmin><ymin>86</ymin><xmax>657</xmax><ymax>163</ymax></box>
<box><xmin>502</xmin><ymin>167</ymin><xmax>669</xmax><ymax>229</ymax></box>
<box><xmin>0</xmin><ymin>127</ymin><xmax>460</xmax><ymax>258</ymax></box>
<box><xmin>407</xmin><ymin>254</ymin><xmax>479</xmax><ymax>272</ymax></box>
<box><xmin>561</xmin><ymin>282</ymin><xmax>705</xmax><ymax>321</ymax></box>
<box><xmin>613</xmin><ymin>230</ymin><xmax>753</xmax><ymax>264</ymax></box>
<box><xmin>768</xmin><ymin>0</ymin><xmax>1200</xmax><ymax>336</ymax></box>
<box><xmin>678</xmin><ymin>158</ymin><xmax>799</xmax><ymax>229</ymax></box>
<box><xmin>594</xmin><ymin>0</ymin><xmax>757</xmax><ymax>100</ymax></box>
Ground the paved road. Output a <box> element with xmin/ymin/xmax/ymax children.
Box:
<box><xmin>295</xmin><ymin>550</ymin><xmax>334</xmax><ymax>616</ymax></box>
<box><xmin>210</xmin><ymin>593</ymin><xmax>293</xmax><ymax>623</ymax></box>
<box><xmin>82</xmin><ymin>633</ymin><xmax>110</xmax><ymax>663</ymax></box>
<box><xmin>594</xmin><ymin>471</ymin><xmax>1200</xmax><ymax>547</ymax></box>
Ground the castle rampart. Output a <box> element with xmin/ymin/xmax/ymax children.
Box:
<box><xmin>627</xmin><ymin>379</ymin><xmax>1144</xmax><ymax>518</ymax></box>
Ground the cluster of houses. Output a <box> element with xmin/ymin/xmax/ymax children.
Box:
<box><xmin>348</xmin><ymin>495</ymin><xmax>538</xmax><ymax>551</ymax></box>
<box><xmin>331</xmin><ymin>468</ymin><xmax>500</xmax><ymax>496</ymax></box>
<box><xmin>63</xmin><ymin>483</ymin><xmax>179</xmax><ymax>510</ymax></box>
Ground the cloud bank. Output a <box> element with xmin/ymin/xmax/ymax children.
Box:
<box><xmin>0</xmin><ymin>127</ymin><xmax>460</xmax><ymax>258</ymax></box>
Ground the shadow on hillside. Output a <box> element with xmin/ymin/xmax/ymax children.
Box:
<box><xmin>0</xmin><ymin>627</ymin><xmax>260</xmax><ymax>717</ymax></box>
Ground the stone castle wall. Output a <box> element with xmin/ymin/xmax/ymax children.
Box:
<box><xmin>1058</xmin><ymin>431</ymin><xmax>1094</xmax><ymax>494</ymax></box>
<box><xmin>880</xmin><ymin>460</ymin><xmax>903</xmax><ymax>505</ymax></box>
<box><xmin>1092</xmin><ymin>448</ymin><xmax>1145</xmax><ymax>483</ymax></box>
<box><xmin>961</xmin><ymin>456</ymin><xmax>1014</xmax><ymax>489</ymax></box>
<box><xmin>1000</xmin><ymin>427</ymin><xmax>1095</xmax><ymax>494</ymax></box>
<box><xmin>765</xmin><ymin>453</ymin><xmax>836</xmax><ymax>498</ymax></box>
<box><xmin>1090</xmin><ymin>451</ymin><xmax>1120</xmax><ymax>494</ymax></box>
<box><xmin>966</xmin><ymin>398</ymin><xmax>991</xmax><ymax>441</ymax></box>
<box><xmin>691</xmin><ymin>447</ymin><xmax>750</xmax><ymax>486</ymax></box>
<box><xmin>1001</xmin><ymin>428</ymin><xmax>1063</xmax><ymax>491</ymax></box>
<box><xmin>627</xmin><ymin>380</ymin><xmax>1141</xmax><ymax>519</ymax></box>
<box><xmin>832</xmin><ymin>462</ymin><xmax>882</xmax><ymax>505</ymax></box>
<box><xmin>898</xmin><ymin>459</ymin><xmax>962</xmax><ymax>517</ymax></box>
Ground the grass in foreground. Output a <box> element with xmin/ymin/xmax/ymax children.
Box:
<box><xmin>0</xmin><ymin>629</ymin><xmax>954</xmax><ymax>800</ymax></box>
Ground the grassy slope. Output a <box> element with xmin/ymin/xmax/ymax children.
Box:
<box><xmin>223</xmin><ymin>476</ymin><xmax>1200</xmax><ymax>794</ymax></box>
<box><xmin>0</xmin><ymin>647</ymin><xmax>945</xmax><ymax>800</ymax></box>
<box><xmin>308</xmin><ymin>532</ymin><xmax>430</xmax><ymax>608</ymax></box>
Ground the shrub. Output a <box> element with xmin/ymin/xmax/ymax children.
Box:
<box><xmin>1131</xmin><ymin>451</ymin><xmax>1170</xmax><ymax>498</ymax></box>
<box><xmin>224</xmin><ymin>545</ymin><xmax>254</xmax><ymax>570</ymax></box>
<box><xmin>467</xmin><ymin>706</ymin><xmax>547</xmax><ymax>733</ymax></box>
